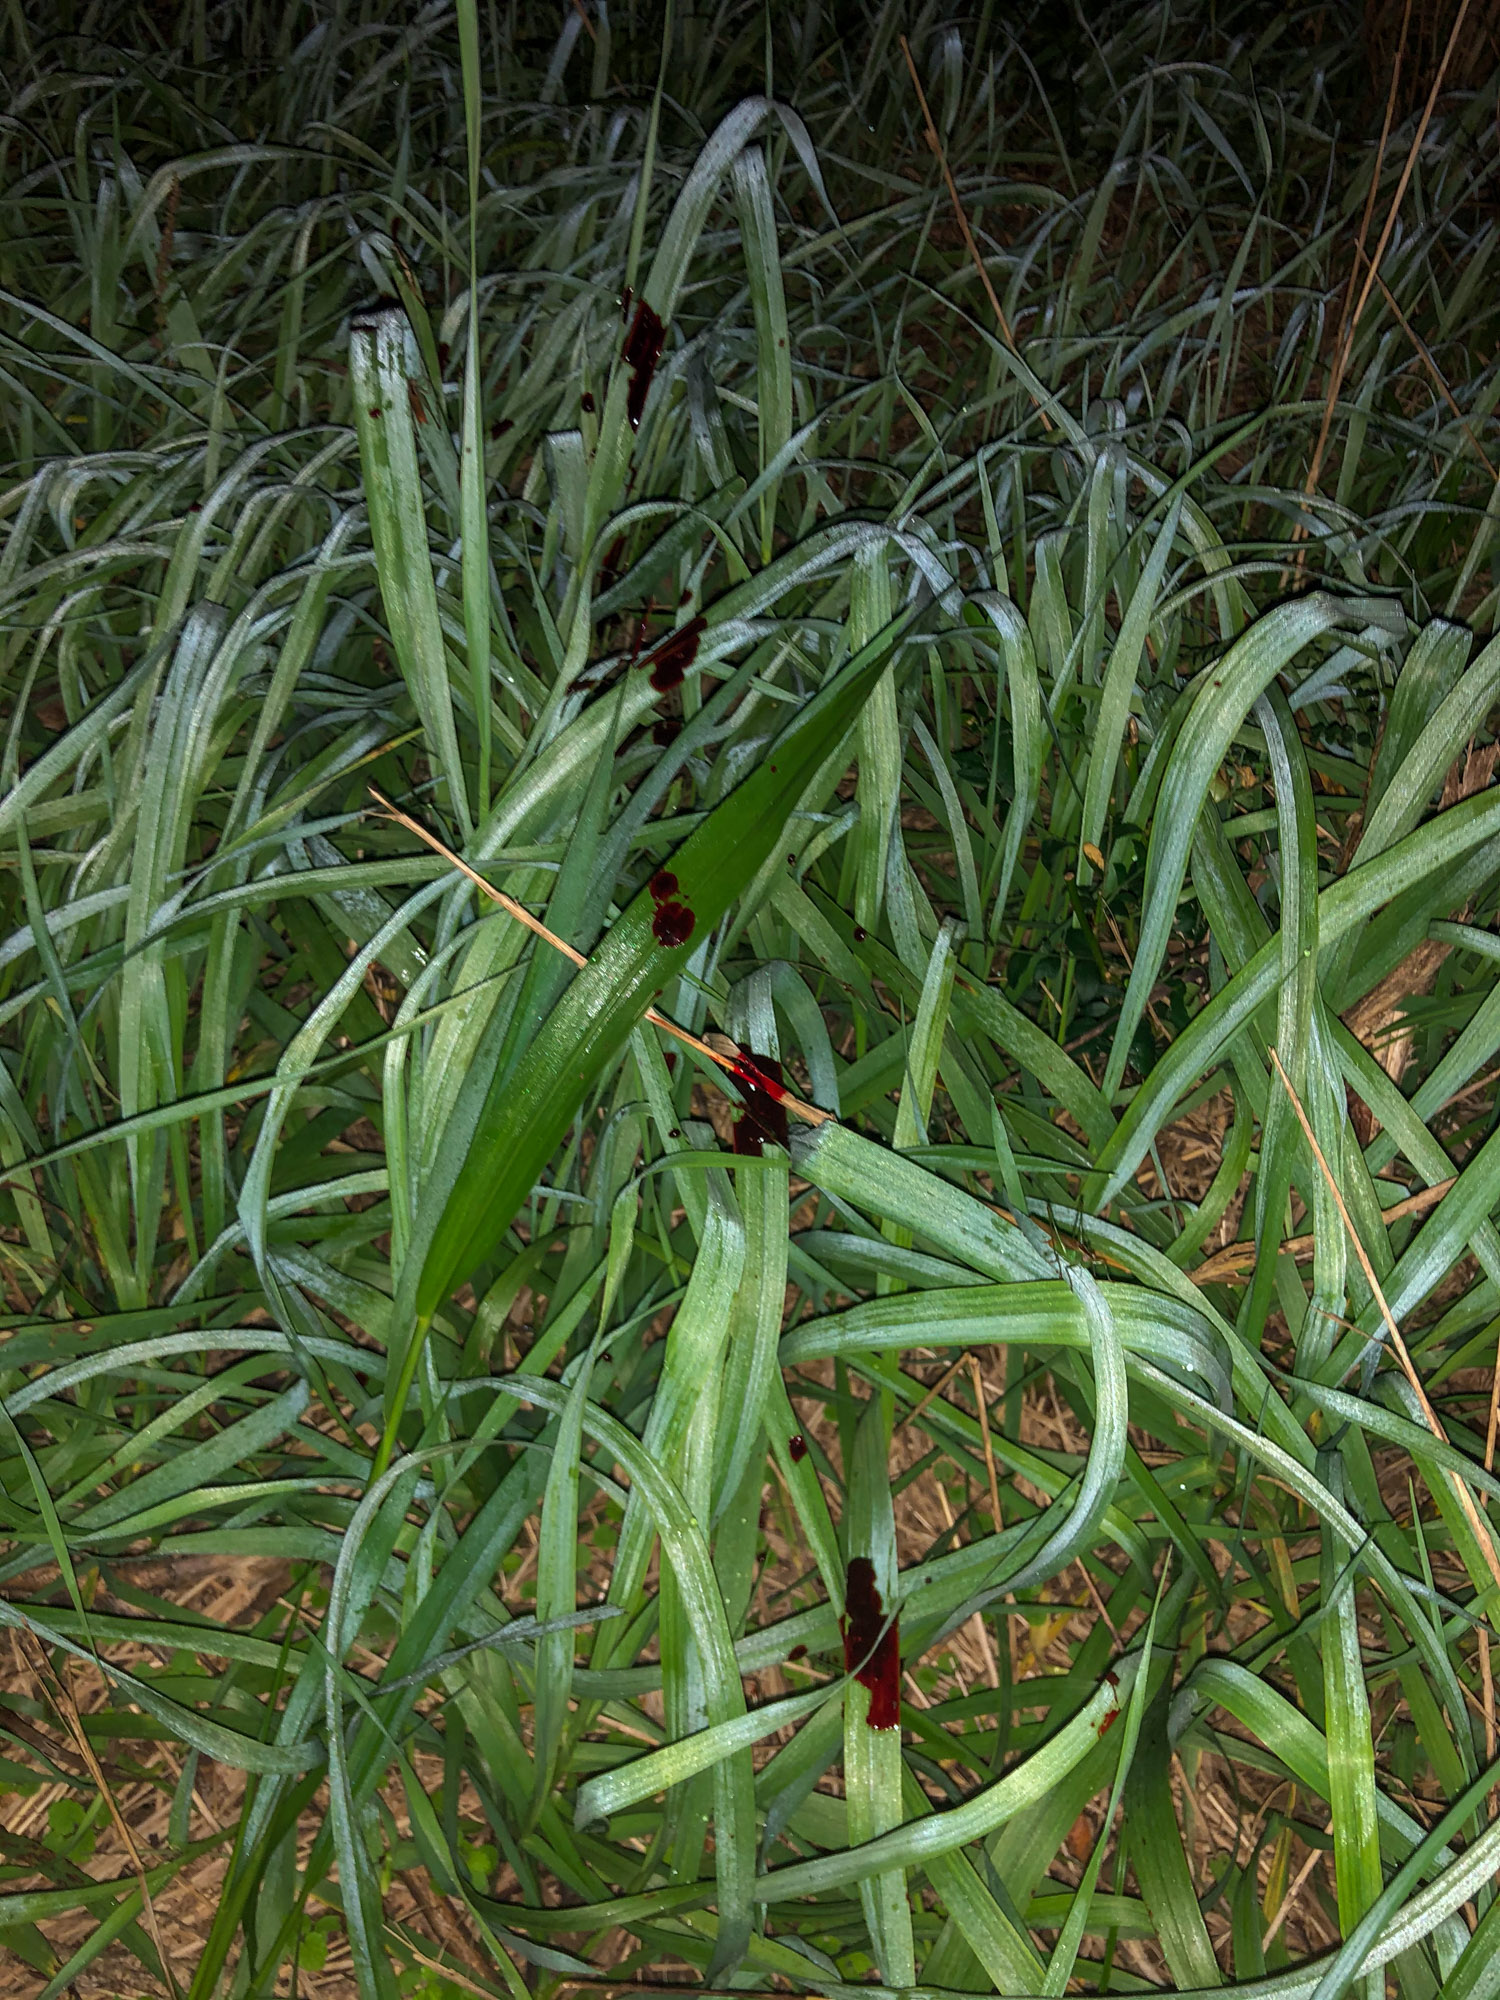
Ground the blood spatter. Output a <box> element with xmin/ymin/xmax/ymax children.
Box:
<box><xmin>652</xmin><ymin>717</ymin><xmax>680</xmax><ymax>747</ymax></box>
<box><xmin>437</xmin><ymin>342</ymin><xmax>450</xmax><ymax>372</ymax></box>
<box><xmin>622</xmin><ymin>300</ymin><xmax>665</xmax><ymax>430</ymax></box>
<box><xmin>679</xmin><ymin>588</ymin><xmax>693</xmax><ymax>607</ymax></box>
<box><xmin>619</xmin><ymin>285</ymin><xmax>633</xmax><ymax>325</ymax></box>
<box><xmin>788</xmin><ymin>1433</ymin><xmax>807</xmax><ymax>1462</ymax></box>
<box><xmin>646</xmin><ymin>616</ymin><xmax>706</xmax><ymax>693</ymax></box>
<box><xmin>668</xmin><ymin>1128</ymin><xmax>681</xmax><ymax>1139</ymax></box>
<box><xmin>852</xmin><ymin>924</ymin><xmax>868</xmax><ymax>942</ymax></box>
<box><xmin>651</xmin><ymin>900</ymin><xmax>695</xmax><ymax>949</ymax></box>
<box><xmin>788</xmin><ymin>1643</ymin><xmax>808</xmax><ymax>1662</ymax></box>
<box><xmin>368</xmin><ymin>406</ymin><xmax>382</xmax><ymax>418</ymax></box>
<box><xmin>786</xmin><ymin>853</ymin><xmax>797</xmax><ymax>866</ymax></box>
<box><xmin>490</xmin><ymin>417</ymin><xmax>512</xmax><ymax>441</ymax></box>
<box><xmin>731</xmin><ymin>1053</ymin><xmax>790</xmax><ymax>1156</ymax></box>
<box><xmin>843</xmin><ymin>1556</ymin><xmax>900</xmax><ymax>1730</ymax></box>
<box><xmin>647</xmin><ymin>864</ymin><xmax>693</xmax><ymax>946</ymax></box>
<box><xmin>581</xmin><ymin>391</ymin><xmax>596</xmax><ymax>414</ymax></box>
<box><xmin>1098</xmin><ymin>1671</ymin><xmax>1121</xmax><ymax>1735</ymax></box>
<box><xmin>664</xmin><ymin>1052</ymin><xmax>677</xmax><ymax>1072</ymax></box>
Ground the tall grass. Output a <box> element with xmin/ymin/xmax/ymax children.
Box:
<box><xmin>3</xmin><ymin>2</ymin><xmax>1500</xmax><ymax>1995</ymax></box>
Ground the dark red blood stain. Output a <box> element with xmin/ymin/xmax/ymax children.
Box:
<box><xmin>188</xmin><ymin>503</ymin><xmax>201</xmax><ymax>513</ymax></box>
<box><xmin>619</xmin><ymin>285</ymin><xmax>633</xmax><ymax>325</ymax></box>
<box><xmin>852</xmin><ymin>924</ymin><xmax>868</xmax><ymax>941</ymax></box>
<box><xmin>437</xmin><ymin>341</ymin><xmax>450</xmax><ymax>371</ymax></box>
<box><xmin>843</xmin><ymin>1556</ymin><xmax>900</xmax><ymax>1729</ymax></box>
<box><xmin>664</xmin><ymin>1052</ymin><xmax>677</xmax><ymax>1072</ymax></box>
<box><xmin>651</xmin><ymin>901</ymin><xmax>695</xmax><ymax>949</ymax></box>
<box><xmin>786</xmin><ymin>853</ymin><xmax>797</xmax><ymax>866</ymax></box>
<box><xmin>646</xmin><ymin>616</ymin><xmax>706</xmax><ymax>693</ymax></box>
<box><xmin>653</xmin><ymin>717</ymin><xmax>680</xmax><ymax>747</ymax></box>
<box><xmin>490</xmin><ymin>418</ymin><xmax>512</xmax><ymax>441</ymax></box>
<box><xmin>649</xmin><ymin>870</ymin><xmax>679</xmax><ymax>903</ymax></box>
<box><xmin>731</xmin><ymin>1054</ymin><xmax>789</xmax><ymax>1103</ymax></box>
<box><xmin>668</xmin><ymin>1128</ymin><xmax>681</xmax><ymax>1139</ymax></box>
<box><xmin>581</xmin><ymin>391</ymin><xmax>596</xmax><ymax>414</ymax></box>
<box><xmin>679</xmin><ymin>587</ymin><xmax>693</xmax><ymax>606</ymax></box>
<box><xmin>788</xmin><ymin>1643</ymin><xmax>808</xmax><ymax>1662</ymax></box>
<box><xmin>369</xmin><ymin>406</ymin><xmax>381</xmax><ymax>418</ymax></box>
<box><xmin>622</xmin><ymin>300</ymin><xmax>665</xmax><ymax>429</ymax></box>
<box><xmin>598</xmin><ymin>535</ymin><xmax>625</xmax><ymax>592</ymax></box>
<box><xmin>788</xmin><ymin>1433</ymin><xmax>807</xmax><ymax>1462</ymax></box>
<box><xmin>732</xmin><ymin>1053</ymin><xmax>790</xmax><ymax>1158</ymax></box>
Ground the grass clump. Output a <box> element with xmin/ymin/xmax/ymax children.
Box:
<box><xmin>3</xmin><ymin>2</ymin><xmax>1500</xmax><ymax>1995</ymax></box>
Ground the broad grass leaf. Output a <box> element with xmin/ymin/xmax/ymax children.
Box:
<box><xmin>412</xmin><ymin>612</ymin><xmax>914</xmax><ymax>1321</ymax></box>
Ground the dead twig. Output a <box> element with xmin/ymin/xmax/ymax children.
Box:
<box><xmin>1191</xmin><ymin>1177</ymin><xmax>1456</xmax><ymax>1284</ymax></box>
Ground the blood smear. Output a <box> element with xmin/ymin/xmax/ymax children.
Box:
<box><xmin>646</xmin><ymin>616</ymin><xmax>706</xmax><ymax>693</ymax></box>
<box><xmin>842</xmin><ymin>1556</ymin><xmax>900</xmax><ymax>1729</ymax></box>
<box><xmin>732</xmin><ymin>1053</ymin><xmax>789</xmax><ymax>1155</ymax></box>
<box><xmin>622</xmin><ymin>300</ymin><xmax>665</xmax><ymax>429</ymax></box>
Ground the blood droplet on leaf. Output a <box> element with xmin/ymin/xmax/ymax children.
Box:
<box><xmin>651</xmin><ymin>901</ymin><xmax>695</xmax><ymax>949</ymax></box>
<box><xmin>788</xmin><ymin>1433</ymin><xmax>807</xmax><ymax>1462</ymax></box>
